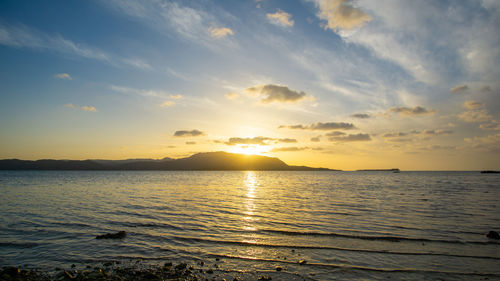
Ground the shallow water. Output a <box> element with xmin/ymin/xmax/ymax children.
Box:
<box><xmin>0</xmin><ymin>171</ymin><xmax>499</xmax><ymax>280</ymax></box>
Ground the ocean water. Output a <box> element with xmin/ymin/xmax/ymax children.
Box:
<box><xmin>0</xmin><ymin>171</ymin><xmax>499</xmax><ymax>280</ymax></box>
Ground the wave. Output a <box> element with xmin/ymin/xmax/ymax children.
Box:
<box><xmin>259</xmin><ymin>229</ymin><xmax>500</xmax><ymax>245</ymax></box>
<box><xmin>0</xmin><ymin>242</ymin><xmax>40</xmax><ymax>248</ymax></box>
<box><xmin>208</xmin><ymin>253</ymin><xmax>500</xmax><ymax>277</ymax></box>
<box><xmin>113</xmin><ymin>221</ymin><xmax>184</xmax><ymax>230</ymax></box>
<box><xmin>174</xmin><ymin>236</ymin><xmax>500</xmax><ymax>260</ymax></box>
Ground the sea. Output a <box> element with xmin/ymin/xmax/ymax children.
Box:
<box><xmin>0</xmin><ymin>171</ymin><xmax>499</xmax><ymax>280</ymax></box>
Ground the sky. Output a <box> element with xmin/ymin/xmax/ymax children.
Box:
<box><xmin>0</xmin><ymin>0</ymin><xmax>499</xmax><ymax>170</ymax></box>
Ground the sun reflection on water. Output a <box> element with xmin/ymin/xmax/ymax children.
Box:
<box><xmin>241</xmin><ymin>171</ymin><xmax>259</xmax><ymax>242</ymax></box>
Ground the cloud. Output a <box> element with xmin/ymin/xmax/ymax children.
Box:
<box><xmin>383</xmin><ymin>132</ymin><xmax>407</xmax><ymax>138</ymax></box>
<box><xmin>328</xmin><ymin>133</ymin><xmax>371</xmax><ymax>142</ymax></box>
<box><xmin>450</xmin><ymin>84</ymin><xmax>468</xmax><ymax>94</ymax></box>
<box><xmin>209</xmin><ymin>27</ymin><xmax>234</xmax><ymax>38</ymax></box>
<box><xmin>422</xmin><ymin>130</ymin><xmax>453</xmax><ymax>136</ymax></box>
<box><xmin>223</xmin><ymin>136</ymin><xmax>297</xmax><ymax>145</ymax></box>
<box><xmin>185</xmin><ymin>141</ymin><xmax>196</xmax><ymax>145</ymax></box>
<box><xmin>267</xmin><ymin>9</ymin><xmax>294</xmax><ymax>27</ymax></box>
<box><xmin>279</xmin><ymin>122</ymin><xmax>355</xmax><ymax>130</ymax></box>
<box><xmin>160</xmin><ymin>101</ymin><xmax>175</xmax><ymax>107</ymax></box>
<box><xmin>225</xmin><ymin>92</ymin><xmax>239</xmax><ymax>100</ymax></box>
<box><xmin>335</xmin><ymin>2</ymin><xmax>500</xmax><ymax>84</ymax></box>
<box><xmin>313</xmin><ymin>0</ymin><xmax>371</xmax><ymax>31</ymax></box>
<box><xmin>64</xmin><ymin>103</ymin><xmax>97</xmax><ymax>112</ymax></box>
<box><xmin>54</xmin><ymin>73</ymin><xmax>72</xmax><ymax>80</ymax></box>
<box><xmin>310</xmin><ymin>136</ymin><xmax>321</xmax><ymax>142</ymax></box>
<box><xmin>351</xmin><ymin>113</ymin><xmax>370</xmax><ymax>119</ymax></box>
<box><xmin>122</xmin><ymin>58</ymin><xmax>152</xmax><ymax>70</ymax></box>
<box><xmin>169</xmin><ymin>94</ymin><xmax>183</xmax><ymax>99</ymax></box>
<box><xmin>277</xmin><ymin>138</ymin><xmax>297</xmax><ymax>143</ymax></box>
<box><xmin>173</xmin><ymin>130</ymin><xmax>205</xmax><ymax>137</ymax></box>
<box><xmin>480</xmin><ymin>121</ymin><xmax>500</xmax><ymax>131</ymax></box>
<box><xmin>459</xmin><ymin>109</ymin><xmax>493</xmax><ymax>123</ymax></box>
<box><xmin>245</xmin><ymin>84</ymin><xmax>307</xmax><ymax>104</ymax></box>
<box><xmin>271</xmin><ymin>146</ymin><xmax>309</xmax><ymax>152</ymax></box>
<box><xmin>326</xmin><ymin>131</ymin><xmax>346</xmax><ymax>137</ymax></box>
<box><xmin>465</xmin><ymin>133</ymin><xmax>500</xmax><ymax>152</ymax></box>
<box><xmin>480</xmin><ymin>85</ymin><xmax>492</xmax><ymax>93</ymax></box>
<box><xmin>0</xmin><ymin>22</ymin><xmax>149</xmax><ymax>70</ymax></box>
<box><xmin>110</xmin><ymin>85</ymin><xmax>176</xmax><ymax>99</ymax></box>
<box><xmin>463</xmin><ymin>101</ymin><xmax>484</xmax><ymax>110</ymax></box>
<box><xmin>0</xmin><ymin>22</ymin><xmax>109</xmax><ymax>61</ymax></box>
<box><xmin>419</xmin><ymin>145</ymin><xmax>456</xmax><ymax>151</ymax></box>
<box><xmin>224</xmin><ymin>136</ymin><xmax>273</xmax><ymax>146</ymax></box>
<box><xmin>103</xmin><ymin>0</ymin><xmax>237</xmax><ymax>51</ymax></box>
<box><xmin>388</xmin><ymin>106</ymin><xmax>436</xmax><ymax>116</ymax></box>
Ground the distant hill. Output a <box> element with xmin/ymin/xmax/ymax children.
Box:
<box><xmin>0</xmin><ymin>152</ymin><xmax>335</xmax><ymax>171</ymax></box>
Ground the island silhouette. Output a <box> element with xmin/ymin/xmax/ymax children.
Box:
<box><xmin>0</xmin><ymin>151</ymin><xmax>335</xmax><ymax>171</ymax></box>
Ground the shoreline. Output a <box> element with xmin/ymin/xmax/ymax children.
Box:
<box><xmin>0</xmin><ymin>260</ymin><xmax>310</xmax><ymax>281</ymax></box>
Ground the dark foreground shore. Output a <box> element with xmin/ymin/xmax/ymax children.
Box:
<box><xmin>1</xmin><ymin>260</ymin><xmax>309</xmax><ymax>281</ymax></box>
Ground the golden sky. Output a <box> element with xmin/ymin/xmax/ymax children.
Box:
<box><xmin>0</xmin><ymin>0</ymin><xmax>499</xmax><ymax>170</ymax></box>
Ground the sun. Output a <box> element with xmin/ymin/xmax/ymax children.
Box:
<box><xmin>228</xmin><ymin>145</ymin><xmax>268</xmax><ymax>156</ymax></box>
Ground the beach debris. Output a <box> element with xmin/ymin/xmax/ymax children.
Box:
<box><xmin>487</xmin><ymin>230</ymin><xmax>500</xmax><ymax>239</ymax></box>
<box><xmin>298</xmin><ymin>260</ymin><xmax>307</xmax><ymax>265</ymax></box>
<box><xmin>175</xmin><ymin>263</ymin><xmax>187</xmax><ymax>271</ymax></box>
<box><xmin>95</xmin><ymin>231</ymin><xmax>126</xmax><ymax>239</ymax></box>
<box><xmin>258</xmin><ymin>276</ymin><xmax>272</xmax><ymax>280</ymax></box>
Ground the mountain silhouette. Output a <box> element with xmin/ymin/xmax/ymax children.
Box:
<box><xmin>0</xmin><ymin>152</ymin><xmax>334</xmax><ymax>171</ymax></box>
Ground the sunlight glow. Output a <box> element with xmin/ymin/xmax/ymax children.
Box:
<box><xmin>228</xmin><ymin>145</ymin><xmax>268</xmax><ymax>156</ymax></box>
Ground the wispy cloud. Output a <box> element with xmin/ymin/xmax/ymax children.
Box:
<box><xmin>64</xmin><ymin>103</ymin><xmax>97</xmax><ymax>112</ymax></box>
<box><xmin>173</xmin><ymin>130</ymin><xmax>205</xmax><ymax>137</ymax></box>
<box><xmin>267</xmin><ymin>9</ymin><xmax>294</xmax><ymax>27</ymax></box>
<box><xmin>54</xmin><ymin>73</ymin><xmax>72</xmax><ymax>80</ymax></box>
<box><xmin>225</xmin><ymin>92</ymin><xmax>239</xmax><ymax>100</ymax></box>
<box><xmin>0</xmin><ymin>22</ymin><xmax>150</xmax><ymax>70</ymax></box>
<box><xmin>122</xmin><ymin>58</ymin><xmax>152</xmax><ymax>70</ymax></box>
<box><xmin>313</xmin><ymin>0</ymin><xmax>371</xmax><ymax>31</ymax></box>
<box><xmin>169</xmin><ymin>94</ymin><xmax>183</xmax><ymax>99</ymax></box>
<box><xmin>209</xmin><ymin>27</ymin><xmax>234</xmax><ymax>38</ymax></box>
<box><xmin>103</xmin><ymin>0</ymin><xmax>238</xmax><ymax>51</ymax></box>
<box><xmin>160</xmin><ymin>101</ymin><xmax>175</xmax><ymax>107</ymax></box>
<box><xmin>110</xmin><ymin>85</ymin><xmax>173</xmax><ymax>98</ymax></box>
<box><xmin>279</xmin><ymin>122</ymin><xmax>355</xmax><ymax>130</ymax></box>
<box><xmin>337</xmin><ymin>2</ymin><xmax>500</xmax><ymax>84</ymax></box>
<box><xmin>0</xmin><ymin>22</ymin><xmax>109</xmax><ymax>61</ymax></box>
